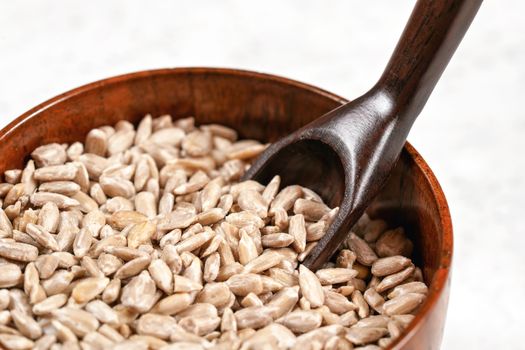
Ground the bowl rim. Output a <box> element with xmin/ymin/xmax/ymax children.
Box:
<box><xmin>1</xmin><ymin>67</ymin><xmax>452</xmax><ymax>348</ymax></box>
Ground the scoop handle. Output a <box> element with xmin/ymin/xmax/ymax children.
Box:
<box><xmin>301</xmin><ymin>0</ymin><xmax>482</xmax><ymax>269</ymax></box>
<box><xmin>322</xmin><ymin>0</ymin><xmax>483</xmax><ymax>213</ymax></box>
<box><xmin>376</xmin><ymin>0</ymin><xmax>482</xmax><ymax>129</ymax></box>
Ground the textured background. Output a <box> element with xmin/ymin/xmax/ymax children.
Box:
<box><xmin>1</xmin><ymin>1</ymin><xmax>523</xmax><ymax>348</ymax></box>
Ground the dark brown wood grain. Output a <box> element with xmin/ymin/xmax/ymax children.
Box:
<box><xmin>243</xmin><ymin>0</ymin><xmax>481</xmax><ymax>271</ymax></box>
<box><xmin>0</xmin><ymin>67</ymin><xmax>451</xmax><ymax>349</ymax></box>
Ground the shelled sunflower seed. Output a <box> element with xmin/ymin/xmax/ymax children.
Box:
<box><xmin>0</xmin><ymin>114</ymin><xmax>428</xmax><ymax>350</ymax></box>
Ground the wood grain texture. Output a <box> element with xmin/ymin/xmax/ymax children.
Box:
<box><xmin>0</xmin><ymin>67</ymin><xmax>452</xmax><ymax>349</ymax></box>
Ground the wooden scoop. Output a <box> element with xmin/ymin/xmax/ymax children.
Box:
<box><xmin>243</xmin><ymin>0</ymin><xmax>482</xmax><ymax>270</ymax></box>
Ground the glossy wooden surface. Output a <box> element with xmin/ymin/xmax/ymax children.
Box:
<box><xmin>245</xmin><ymin>0</ymin><xmax>481</xmax><ymax>270</ymax></box>
<box><xmin>0</xmin><ymin>68</ymin><xmax>452</xmax><ymax>349</ymax></box>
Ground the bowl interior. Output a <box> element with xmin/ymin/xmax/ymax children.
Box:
<box><xmin>0</xmin><ymin>68</ymin><xmax>452</xmax><ymax>348</ymax></box>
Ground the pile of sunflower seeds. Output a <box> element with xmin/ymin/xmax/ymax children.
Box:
<box><xmin>0</xmin><ymin>115</ymin><xmax>428</xmax><ymax>350</ymax></box>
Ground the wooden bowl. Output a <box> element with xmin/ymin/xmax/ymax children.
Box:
<box><xmin>0</xmin><ymin>68</ymin><xmax>452</xmax><ymax>349</ymax></box>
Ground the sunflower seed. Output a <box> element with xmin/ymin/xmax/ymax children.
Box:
<box><xmin>150</xmin><ymin>127</ymin><xmax>185</xmax><ymax>147</ymax></box>
<box><xmin>375</xmin><ymin>228</ymin><xmax>413</xmax><ymax>258</ymax></box>
<box><xmin>157</xmin><ymin>210</ymin><xmax>196</xmax><ymax>231</ymax></box>
<box><xmin>33</xmin><ymin>334</ymin><xmax>56</xmax><ymax>350</ymax></box>
<box><xmin>387</xmin><ymin>281</ymin><xmax>428</xmax><ymax>299</ymax></box>
<box><xmin>102</xmin><ymin>278</ymin><xmax>121</xmax><ymax>304</ymax></box>
<box><xmin>41</xmin><ymin>270</ymin><xmax>75</xmax><ymax>296</ymax></box>
<box><xmin>30</xmin><ymin>192</ymin><xmax>79</xmax><ymax>209</ymax></box>
<box><xmin>289</xmin><ymin>214</ymin><xmax>307</xmax><ymax>253</ymax></box>
<box><xmin>238</xmin><ymin>230</ymin><xmax>259</xmax><ymax>265</ymax></box>
<box><xmin>387</xmin><ymin>319</ymin><xmax>403</xmax><ymax>339</ymax></box>
<box><xmin>0</xmin><ymin>241</ymin><xmax>38</xmax><ymax>262</ymax></box>
<box><xmin>34</xmin><ymin>164</ymin><xmax>77</xmax><ymax>182</ymax></box>
<box><xmin>109</xmin><ymin>211</ymin><xmax>147</xmax><ymax>230</ymax></box>
<box><xmin>37</xmin><ymin>202</ymin><xmax>60</xmax><ymax>233</ymax></box>
<box><xmin>85</xmin><ymin>129</ymin><xmax>108</xmax><ymax>156</ymax></box>
<box><xmin>234</xmin><ymin>306</ymin><xmax>273</xmax><ymax>330</ymax></box>
<box><xmin>382</xmin><ymin>293</ymin><xmax>426</xmax><ymax>316</ymax></box>
<box><xmin>336</xmin><ymin>250</ymin><xmax>356</xmax><ymax>269</ymax></box>
<box><xmin>100</xmin><ymin>176</ymin><xmax>136</xmax><ymax>198</ymax></box>
<box><xmin>71</xmin><ymin>277</ymin><xmax>110</xmax><ymax>303</ymax></box>
<box><xmin>293</xmin><ymin>198</ymin><xmax>330</xmax><ymax>221</ymax></box>
<box><xmin>339</xmin><ymin>311</ymin><xmax>359</xmax><ymax>328</ymax></box>
<box><xmin>114</xmin><ymin>255</ymin><xmax>152</xmax><ymax>280</ymax></box>
<box><xmin>277</xmin><ymin>310</ymin><xmax>323</xmax><ymax>333</ymax></box>
<box><xmin>324</xmin><ymin>290</ymin><xmax>357</xmax><ymax>315</ymax></box>
<box><xmin>225</xmin><ymin>211</ymin><xmax>264</xmax><ymax>229</ymax></box>
<box><xmin>23</xmin><ymin>262</ymin><xmax>45</xmax><ymax>304</ymax></box>
<box><xmin>32</xmin><ymin>294</ymin><xmax>68</xmax><ymax>315</ymax></box>
<box><xmin>375</xmin><ymin>265</ymin><xmax>415</xmax><ymax>293</ymax></box>
<box><xmin>98</xmin><ymin>324</ymin><xmax>124</xmax><ymax>342</ymax></box>
<box><xmin>316</xmin><ymin>268</ymin><xmax>358</xmax><ymax>285</ymax></box>
<box><xmin>108</xmin><ymin>130</ymin><xmax>135</xmax><ymax>156</ymax></box>
<box><xmin>73</xmin><ymin>227</ymin><xmax>92</xmax><ymax>257</ymax></box>
<box><xmin>30</xmin><ymin>144</ymin><xmax>67</xmax><ymax>167</ymax></box>
<box><xmin>195</xmin><ymin>282</ymin><xmax>230</xmax><ymax>308</ymax></box>
<box><xmin>202</xmin><ymin>124</ymin><xmax>237</xmax><ymax>141</ymax></box>
<box><xmin>362</xmin><ymin>219</ymin><xmax>388</xmax><ymax>243</ymax></box>
<box><xmin>227</xmin><ymin>143</ymin><xmax>266</xmax><ymax>160</ymax></box>
<box><xmin>11</xmin><ymin>309</ymin><xmax>42</xmax><ymax>339</ymax></box>
<box><xmin>354</xmin><ymin>315</ymin><xmax>389</xmax><ymax>329</ymax></box>
<box><xmin>363</xmin><ymin>288</ymin><xmax>385</xmax><ymax>313</ymax></box>
<box><xmin>226</xmin><ymin>273</ymin><xmax>263</xmax><ymax>296</ymax></box>
<box><xmin>121</xmin><ymin>271</ymin><xmax>157</xmax><ymax>313</ymax></box>
<box><xmin>85</xmin><ymin>300</ymin><xmax>119</xmax><ymax>325</ymax></box>
<box><xmin>152</xmin><ymin>293</ymin><xmax>193</xmax><ymax>315</ymax></box>
<box><xmin>347</xmin><ymin>233</ymin><xmax>378</xmax><ymax>266</ymax></box>
<box><xmin>25</xmin><ymin>224</ymin><xmax>59</xmax><ymax>251</ymax></box>
<box><xmin>0</xmin><ymin>334</ymin><xmax>34</xmax><ymax>350</ymax></box>
<box><xmin>203</xmin><ymin>253</ymin><xmax>220</xmax><ymax>283</ymax></box>
<box><xmin>299</xmin><ymin>265</ymin><xmax>324</xmax><ymax>308</ymax></box>
<box><xmin>53</xmin><ymin>307</ymin><xmax>99</xmax><ymax>337</ymax></box>
<box><xmin>269</xmin><ymin>185</ymin><xmax>302</xmax><ymax>214</ymax></box>
<box><xmin>127</xmin><ymin>221</ymin><xmax>156</xmax><ymax>249</ymax></box>
<box><xmin>148</xmin><ymin>259</ymin><xmax>173</xmax><ymax>294</ymax></box>
<box><xmin>351</xmin><ymin>290</ymin><xmax>369</xmax><ymax>319</ymax></box>
<box><xmin>135</xmin><ymin>115</ymin><xmax>153</xmax><ymax>146</ymax></box>
<box><xmin>237</xmin><ymin>190</ymin><xmax>268</xmax><ymax>219</ymax></box>
<box><xmin>371</xmin><ymin>255</ymin><xmax>412</xmax><ymax>277</ymax></box>
<box><xmin>83</xmin><ymin>331</ymin><xmax>114</xmax><ymax>348</ymax></box>
<box><xmin>0</xmin><ymin>263</ymin><xmax>22</xmax><ymax>288</ymax></box>
<box><xmin>0</xmin><ymin>290</ymin><xmax>10</xmax><ymax>310</ymax></box>
<box><xmin>182</xmin><ymin>130</ymin><xmax>212</xmax><ymax>157</ymax></box>
<box><xmin>244</xmin><ymin>250</ymin><xmax>283</xmax><ymax>274</ymax></box>
<box><xmin>136</xmin><ymin>313</ymin><xmax>178</xmax><ymax>339</ymax></box>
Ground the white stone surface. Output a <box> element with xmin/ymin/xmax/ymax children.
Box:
<box><xmin>0</xmin><ymin>1</ymin><xmax>524</xmax><ymax>348</ymax></box>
